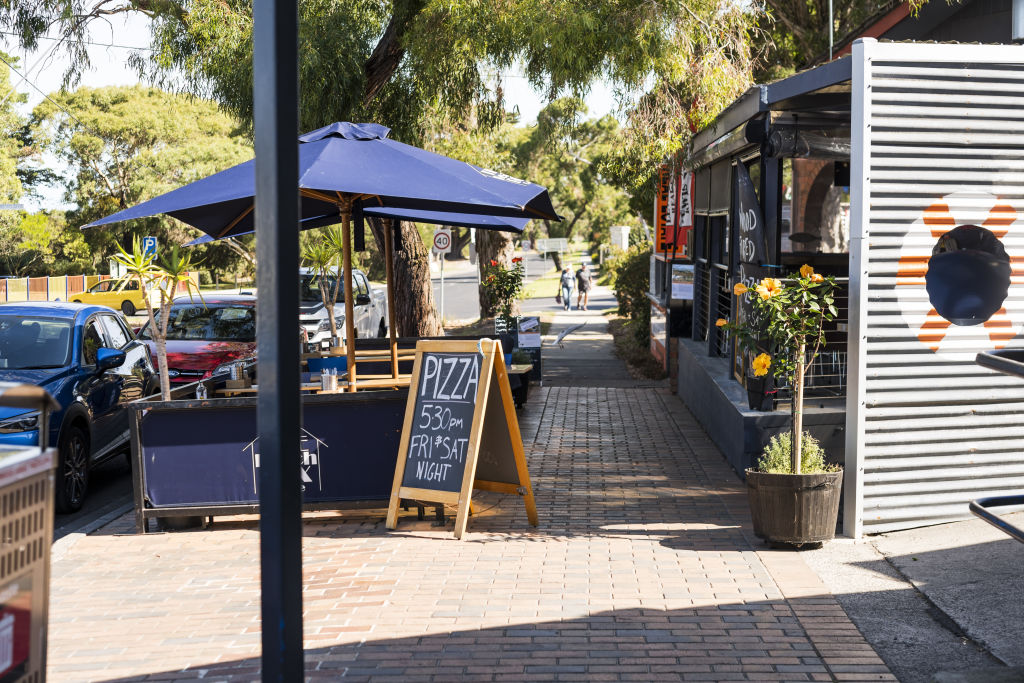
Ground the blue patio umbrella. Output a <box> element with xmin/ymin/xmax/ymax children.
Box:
<box><xmin>182</xmin><ymin>206</ymin><xmax>530</xmax><ymax>247</ymax></box>
<box><xmin>83</xmin><ymin>121</ymin><xmax>555</xmax><ymax>240</ymax></box>
<box><xmin>86</xmin><ymin>121</ymin><xmax>551</xmax><ymax>388</ymax></box>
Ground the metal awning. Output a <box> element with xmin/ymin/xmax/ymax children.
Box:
<box><xmin>688</xmin><ymin>56</ymin><xmax>854</xmax><ymax>168</ymax></box>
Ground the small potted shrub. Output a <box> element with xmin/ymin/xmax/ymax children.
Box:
<box><xmin>746</xmin><ymin>431</ymin><xmax>842</xmax><ymax>545</ymax></box>
<box><xmin>719</xmin><ymin>265</ymin><xmax>844</xmax><ymax>545</ymax></box>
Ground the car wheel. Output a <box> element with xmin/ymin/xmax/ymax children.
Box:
<box><xmin>56</xmin><ymin>424</ymin><xmax>90</xmax><ymax>514</ymax></box>
<box><xmin>378</xmin><ymin>319</ymin><xmax>387</xmax><ymax>338</ymax></box>
<box><xmin>121</xmin><ymin>300</ymin><xmax>136</xmax><ymax>316</ymax></box>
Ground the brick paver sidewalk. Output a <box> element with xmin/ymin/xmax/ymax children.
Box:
<box><xmin>47</xmin><ymin>386</ymin><xmax>894</xmax><ymax>682</ymax></box>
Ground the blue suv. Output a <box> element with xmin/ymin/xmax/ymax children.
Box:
<box><xmin>0</xmin><ymin>302</ymin><xmax>158</xmax><ymax>512</ymax></box>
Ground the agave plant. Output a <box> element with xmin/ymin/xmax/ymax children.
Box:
<box><xmin>112</xmin><ymin>237</ymin><xmax>203</xmax><ymax>401</ymax></box>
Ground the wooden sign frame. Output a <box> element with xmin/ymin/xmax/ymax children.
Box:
<box><xmin>385</xmin><ymin>338</ymin><xmax>538</xmax><ymax>538</ymax></box>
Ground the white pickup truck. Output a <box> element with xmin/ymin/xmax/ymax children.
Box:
<box><xmin>299</xmin><ymin>268</ymin><xmax>389</xmax><ymax>346</ymax></box>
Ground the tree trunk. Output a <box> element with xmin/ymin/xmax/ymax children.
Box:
<box><xmin>477</xmin><ymin>229</ymin><xmax>516</xmax><ymax>318</ymax></box>
<box><xmin>367</xmin><ymin>218</ymin><xmax>443</xmax><ymax>336</ymax></box>
<box><xmin>156</xmin><ymin>295</ymin><xmax>173</xmax><ymax>402</ymax></box>
<box><xmin>791</xmin><ymin>341</ymin><xmax>806</xmax><ymax>474</ymax></box>
<box><xmin>448</xmin><ymin>228</ymin><xmax>471</xmax><ymax>260</ymax></box>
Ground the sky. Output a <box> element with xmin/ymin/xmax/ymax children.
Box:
<box><xmin>2</xmin><ymin>13</ymin><xmax>619</xmax><ymax>211</ymax></box>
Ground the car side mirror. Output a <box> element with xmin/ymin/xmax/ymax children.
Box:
<box><xmin>356</xmin><ymin>293</ymin><xmax>371</xmax><ymax>305</ymax></box>
<box><xmin>95</xmin><ymin>347</ymin><xmax>126</xmax><ymax>372</ymax></box>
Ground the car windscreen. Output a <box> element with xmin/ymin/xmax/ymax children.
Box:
<box><xmin>300</xmin><ymin>274</ymin><xmax>346</xmax><ymax>303</ymax></box>
<box><xmin>141</xmin><ymin>305</ymin><xmax>256</xmax><ymax>342</ymax></box>
<box><xmin>0</xmin><ymin>316</ymin><xmax>72</xmax><ymax>369</ymax></box>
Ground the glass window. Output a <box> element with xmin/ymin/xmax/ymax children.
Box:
<box><xmin>151</xmin><ymin>305</ymin><xmax>256</xmax><ymax>342</ymax></box>
<box><xmin>356</xmin><ymin>274</ymin><xmax>369</xmax><ymax>296</ymax></box>
<box><xmin>91</xmin><ymin>281</ymin><xmax>111</xmax><ymax>293</ymax></box>
<box><xmin>300</xmin><ymin>273</ymin><xmax>347</xmax><ymax>304</ymax></box>
<box><xmin>0</xmin><ymin>316</ymin><xmax>72</xmax><ymax>369</ymax></box>
<box><xmin>783</xmin><ymin>158</ymin><xmax>850</xmax><ymax>255</ymax></box>
<box><xmin>101</xmin><ymin>315</ymin><xmax>130</xmax><ymax>349</ymax></box>
<box><xmin>82</xmin><ymin>318</ymin><xmax>107</xmax><ymax>366</ymax></box>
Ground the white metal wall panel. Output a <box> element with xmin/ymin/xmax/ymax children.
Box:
<box><xmin>849</xmin><ymin>40</ymin><xmax>1024</xmax><ymax>534</ymax></box>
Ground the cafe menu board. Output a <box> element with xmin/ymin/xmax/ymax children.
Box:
<box><xmin>736</xmin><ymin>164</ymin><xmax>766</xmax><ymax>265</ymax></box>
<box><xmin>399</xmin><ymin>351</ymin><xmax>481</xmax><ymax>493</ymax></box>
<box><xmin>386</xmin><ymin>339</ymin><xmax>538</xmax><ymax>538</ymax></box>
<box><xmin>734</xmin><ymin>263</ymin><xmax>772</xmax><ymax>383</ymax></box>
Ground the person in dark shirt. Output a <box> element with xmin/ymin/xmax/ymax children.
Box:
<box><xmin>575</xmin><ymin>263</ymin><xmax>592</xmax><ymax>311</ymax></box>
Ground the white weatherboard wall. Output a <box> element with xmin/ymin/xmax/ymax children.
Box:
<box><xmin>846</xmin><ymin>39</ymin><xmax>1024</xmax><ymax>536</ymax></box>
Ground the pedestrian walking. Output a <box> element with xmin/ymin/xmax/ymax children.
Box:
<box><xmin>559</xmin><ymin>267</ymin><xmax>575</xmax><ymax>311</ymax></box>
<box><xmin>575</xmin><ymin>262</ymin><xmax>592</xmax><ymax>311</ymax></box>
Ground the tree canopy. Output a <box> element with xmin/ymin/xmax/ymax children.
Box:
<box><xmin>27</xmin><ymin>85</ymin><xmax>253</xmax><ymax>270</ymax></box>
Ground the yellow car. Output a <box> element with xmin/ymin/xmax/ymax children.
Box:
<box><xmin>71</xmin><ymin>280</ymin><xmax>151</xmax><ymax>316</ymax></box>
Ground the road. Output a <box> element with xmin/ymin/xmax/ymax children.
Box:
<box><xmin>431</xmin><ymin>251</ymin><xmax>556</xmax><ymax>324</ymax></box>
<box><xmin>53</xmin><ymin>454</ymin><xmax>133</xmax><ymax>543</ymax></box>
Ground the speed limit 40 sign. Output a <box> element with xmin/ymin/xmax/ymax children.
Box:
<box><xmin>432</xmin><ymin>227</ymin><xmax>452</xmax><ymax>254</ymax></box>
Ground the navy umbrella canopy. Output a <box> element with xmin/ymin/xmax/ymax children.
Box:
<box><xmin>84</xmin><ymin>121</ymin><xmax>556</xmax><ymax>238</ymax></box>
<box><xmin>182</xmin><ymin>207</ymin><xmax>529</xmax><ymax>248</ymax></box>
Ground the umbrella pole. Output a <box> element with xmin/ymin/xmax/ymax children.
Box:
<box><xmin>342</xmin><ymin>210</ymin><xmax>357</xmax><ymax>392</ymax></box>
<box><xmin>384</xmin><ymin>219</ymin><xmax>398</xmax><ymax>379</ymax></box>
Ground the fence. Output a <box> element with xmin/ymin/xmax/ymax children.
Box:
<box><xmin>0</xmin><ymin>273</ymin><xmax>199</xmax><ymax>304</ymax></box>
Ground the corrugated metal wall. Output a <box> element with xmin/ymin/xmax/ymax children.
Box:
<box><xmin>848</xmin><ymin>40</ymin><xmax>1024</xmax><ymax>534</ymax></box>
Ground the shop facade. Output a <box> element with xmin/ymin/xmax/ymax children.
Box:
<box><xmin>660</xmin><ymin>39</ymin><xmax>1024</xmax><ymax>536</ymax></box>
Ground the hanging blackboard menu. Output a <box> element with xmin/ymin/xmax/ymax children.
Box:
<box><xmin>736</xmin><ymin>163</ymin><xmax>766</xmax><ymax>265</ymax></box>
<box><xmin>386</xmin><ymin>339</ymin><xmax>538</xmax><ymax>538</ymax></box>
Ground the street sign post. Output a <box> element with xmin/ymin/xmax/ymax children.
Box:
<box><xmin>142</xmin><ymin>236</ymin><xmax>158</xmax><ymax>260</ymax></box>
<box><xmin>432</xmin><ymin>228</ymin><xmax>453</xmax><ymax>324</ymax></box>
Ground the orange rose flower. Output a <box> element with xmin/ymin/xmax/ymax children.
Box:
<box><xmin>715</xmin><ymin>318</ymin><xmax>728</xmax><ymax>327</ymax></box>
<box><xmin>811</xmin><ymin>273</ymin><xmax>823</xmax><ymax>283</ymax></box>
<box><xmin>733</xmin><ymin>282</ymin><xmax>748</xmax><ymax>296</ymax></box>
<box><xmin>799</xmin><ymin>264</ymin><xmax>815</xmax><ymax>279</ymax></box>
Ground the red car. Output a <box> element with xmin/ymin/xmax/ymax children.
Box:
<box><xmin>137</xmin><ymin>294</ymin><xmax>257</xmax><ymax>385</ymax></box>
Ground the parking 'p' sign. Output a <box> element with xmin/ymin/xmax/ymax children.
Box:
<box><xmin>432</xmin><ymin>228</ymin><xmax>452</xmax><ymax>254</ymax></box>
<box><xmin>142</xmin><ymin>236</ymin><xmax>157</xmax><ymax>259</ymax></box>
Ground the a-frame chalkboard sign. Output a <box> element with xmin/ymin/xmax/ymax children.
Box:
<box><xmin>385</xmin><ymin>338</ymin><xmax>538</xmax><ymax>538</ymax></box>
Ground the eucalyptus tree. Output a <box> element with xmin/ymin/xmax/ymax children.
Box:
<box><xmin>27</xmin><ymin>85</ymin><xmax>253</xmax><ymax>271</ymax></box>
<box><xmin>0</xmin><ymin>0</ymin><xmax>767</xmax><ymax>330</ymax></box>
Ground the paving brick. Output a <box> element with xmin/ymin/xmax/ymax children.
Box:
<box><xmin>45</xmin><ymin>380</ymin><xmax>893</xmax><ymax>682</ymax></box>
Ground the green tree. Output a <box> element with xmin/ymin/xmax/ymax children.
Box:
<box><xmin>0</xmin><ymin>0</ymin><xmax>762</xmax><ymax>330</ymax></box>
<box><xmin>26</xmin><ymin>85</ymin><xmax>253</xmax><ymax>272</ymax></box>
<box><xmin>512</xmin><ymin>99</ymin><xmax>635</xmax><ymax>249</ymax></box>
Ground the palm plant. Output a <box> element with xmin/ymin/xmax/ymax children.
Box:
<box><xmin>302</xmin><ymin>226</ymin><xmax>345</xmax><ymax>344</ymax></box>
<box><xmin>112</xmin><ymin>237</ymin><xmax>203</xmax><ymax>401</ymax></box>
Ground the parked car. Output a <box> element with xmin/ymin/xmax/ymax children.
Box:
<box><xmin>71</xmin><ymin>279</ymin><xmax>151</xmax><ymax>316</ymax></box>
<box><xmin>136</xmin><ymin>294</ymin><xmax>257</xmax><ymax>385</ymax></box>
<box><xmin>299</xmin><ymin>268</ymin><xmax>389</xmax><ymax>346</ymax></box>
<box><xmin>0</xmin><ymin>302</ymin><xmax>158</xmax><ymax>512</ymax></box>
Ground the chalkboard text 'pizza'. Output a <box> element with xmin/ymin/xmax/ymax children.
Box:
<box><xmin>419</xmin><ymin>355</ymin><xmax>480</xmax><ymax>402</ymax></box>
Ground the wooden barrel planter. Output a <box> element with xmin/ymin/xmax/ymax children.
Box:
<box><xmin>745</xmin><ymin>469</ymin><xmax>843</xmax><ymax>545</ymax></box>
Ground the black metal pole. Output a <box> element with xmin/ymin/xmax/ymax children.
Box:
<box><xmin>253</xmin><ymin>0</ymin><xmax>303</xmax><ymax>679</ymax></box>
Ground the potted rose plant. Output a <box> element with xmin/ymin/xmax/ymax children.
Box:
<box><xmin>482</xmin><ymin>257</ymin><xmax>525</xmax><ymax>361</ymax></box>
<box><xmin>718</xmin><ymin>265</ymin><xmax>843</xmax><ymax>545</ymax></box>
